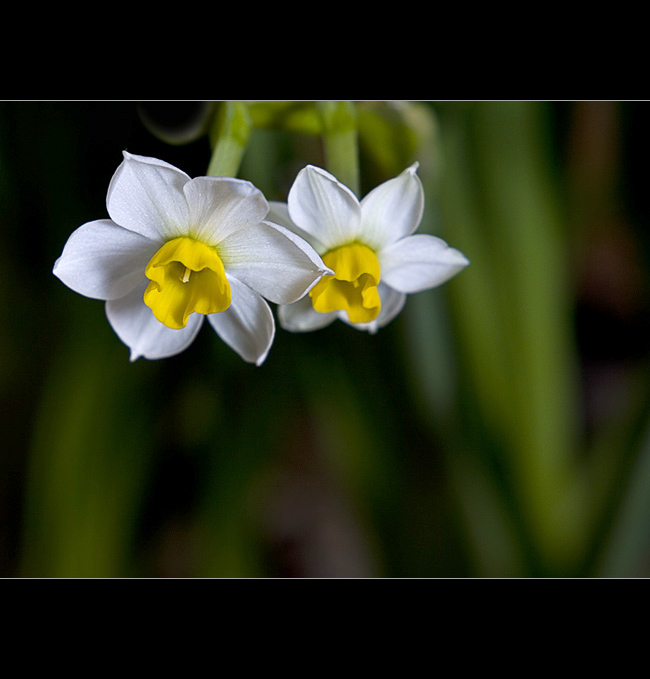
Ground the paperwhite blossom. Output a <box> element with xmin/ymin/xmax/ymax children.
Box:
<box><xmin>270</xmin><ymin>164</ymin><xmax>469</xmax><ymax>333</ymax></box>
<box><xmin>53</xmin><ymin>152</ymin><xmax>330</xmax><ymax>365</ymax></box>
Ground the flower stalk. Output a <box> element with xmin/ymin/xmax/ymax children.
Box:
<box><xmin>208</xmin><ymin>101</ymin><xmax>253</xmax><ymax>178</ymax></box>
<box><xmin>317</xmin><ymin>101</ymin><xmax>360</xmax><ymax>196</ymax></box>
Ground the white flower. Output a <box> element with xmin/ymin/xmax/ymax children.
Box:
<box><xmin>270</xmin><ymin>164</ymin><xmax>469</xmax><ymax>333</ymax></box>
<box><xmin>53</xmin><ymin>152</ymin><xmax>330</xmax><ymax>365</ymax></box>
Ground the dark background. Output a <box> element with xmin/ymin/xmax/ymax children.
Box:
<box><xmin>2</xmin><ymin>101</ymin><xmax>650</xmax><ymax>577</ymax></box>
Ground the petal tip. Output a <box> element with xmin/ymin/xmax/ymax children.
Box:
<box><xmin>452</xmin><ymin>248</ymin><xmax>470</xmax><ymax>267</ymax></box>
<box><xmin>301</xmin><ymin>164</ymin><xmax>341</xmax><ymax>185</ymax></box>
<box><xmin>255</xmin><ymin>352</ymin><xmax>269</xmax><ymax>367</ymax></box>
<box><xmin>121</xmin><ymin>150</ymin><xmax>138</xmax><ymax>164</ymax></box>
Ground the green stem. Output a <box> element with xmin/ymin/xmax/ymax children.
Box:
<box><xmin>317</xmin><ymin>101</ymin><xmax>360</xmax><ymax>195</ymax></box>
<box><xmin>207</xmin><ymin>101</ymin><xmax>252</xmax><ymax>178</ymax></box>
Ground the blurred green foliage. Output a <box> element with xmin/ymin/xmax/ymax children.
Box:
<box><xmin>2</xmin><ymin>100</ymin><xmax>650</xmax><ymax>577</ymax></box>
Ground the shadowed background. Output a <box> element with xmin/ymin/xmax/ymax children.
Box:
<box><xmin>1</xmin><ymin>100</ymin><xmax>649</xmax><ymax>577</ymax></box>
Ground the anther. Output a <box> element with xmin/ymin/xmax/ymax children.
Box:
<box><xmin>180</xmin><ymin>266</ymin><xmax>192</xmax><ymax>283</ymax></box>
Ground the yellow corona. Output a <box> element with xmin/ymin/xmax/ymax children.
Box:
<box><xmin>143</xmin><ymin>237</ymin><xmax>231</xmax><ymax>329</ymax></box>
<box><xmin>309</xmin><ymin>242</ymin><xmax>381</xmax><ymax>323</ymax></box>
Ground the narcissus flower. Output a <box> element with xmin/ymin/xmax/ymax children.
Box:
<box><xmin>53</xmin><ymin>152</ymin><xmax>330</xmax><ymax>365</ymax></box>
<box><xmin>270</xmin><ymin>164</ymin><xmax>469</xmax><ymax>333</ymax></box>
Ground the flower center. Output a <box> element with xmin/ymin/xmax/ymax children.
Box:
<box><xmin>309</xmin><ymin>242</ymin><xmax>381</xmax><ymax>323</ymax></box>
<box><xmin>143</xmin><ymin>237</ymin><xmax>231</xmax><ymax>329</ymax></box>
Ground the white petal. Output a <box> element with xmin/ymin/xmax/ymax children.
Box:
<box><xmin>53</xmin><ymin>219</ymin><xmax>159</xmax><ymax>300</ymax></box>
<box><xmin>207</xmin><ymin>276</ymin><xmax>275</xmax><ymax>366</ymax></box>
<box><xmin>267</xmin><ymin>201</ymin><xmax>294</xmax><ymax>230</ymax></box>
<box><xmin>106</xmin><ymin>151</ymin><xmax>191</xmax><ymax>241</ymax></box>
<box><xmin>219</xmin><ymin>221</ymin><xmax>331</xmax><ymax>304</ymax></box>
<box><xmin>105</xmin><ymin>283</ymin><xmax>204</xmax><ymax>361</ymax></box>
<box><xmin>375</xmin><ymin>284</ymin><xmax>408</xmax><ymax>329</ymax></box>
<box><xmin>278</xmin><ymin>295</ymin><xmax>337</xmax><ymax>333</ymax></box>
<box><xmin>183</xmin><ymin>176</ymin><xmax>270</xmax><ymax>246</ymax></box>
<box><xmin>380</xmin><ymin>234</ymin><xmax>469</xmax><ymax>293</ymax></box>
<box><xmin>267</xmin><ymin>201</ymin><xmax>328</xmax><ymax>254</ymax></box>
<box><xmin>359</xmin><ymin>164</ymin><xmax>424</xmax><ymax>250</ymax></box>
<box><xmin>287</xmin><ymin>165</ymin><xmax>361</xmax><ymax>250</ymax></box>
<box><xmin>339</xmin><ymin>283</ymin><xmax>407</xmax><ymax>334</ymax></box>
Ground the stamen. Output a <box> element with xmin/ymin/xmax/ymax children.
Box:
<box><xmin>181</xmin><ymin>266</ymin><xmax>192</xmax><ymax>283</ymax></box>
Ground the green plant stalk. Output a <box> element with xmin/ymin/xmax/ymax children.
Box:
<box><xmin>474</xmin><ymin>102</ymin><xmax>584</xmax><ymax>570</ymax></box>
<box><xmin>598</xmin><ymin>411</ymin><xmax>650</xmax><ymax>576</ymax></box>
<box><xmin>439</xmin><ymin>102</ymin><xmax>585</xmax><ymax>574</ymax></box>
<box><xmin>22</xmin><ymin>315</ymin><xmax>155</xmax><ymax>577</ymax></box>
<box><xmin>246</xmin><ymin>101</ymin><xmax>323</xmax><ymax>135</ymax></box>
<box><xmin>207</xmin><ymin>101</ymin><xmax>253</xmax><ymax>178</ymax></box>
<box><xmin>436</xmin><ymin>114</ymin><xmax>529</xmax><ymax>575</ymax></box>
<box><xmin>437</xmin><ymin>112</ymin><xmax>514</xmax><ymax>454</ymax></box>
<box><xmin>317</xmin><ymin>101</ymin><xmax>360</xmax><ymax>195</ymax></box>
